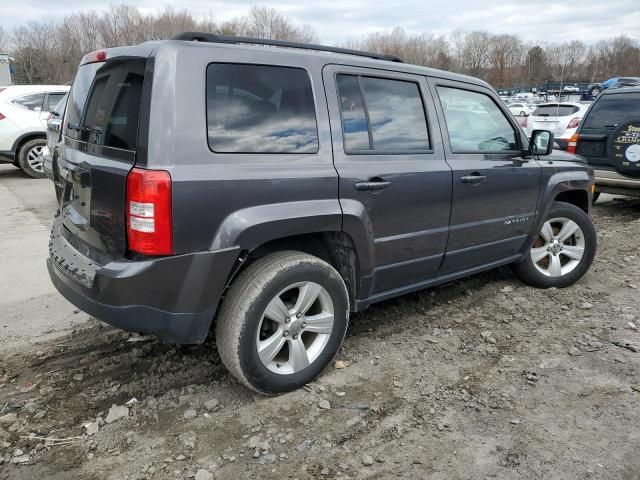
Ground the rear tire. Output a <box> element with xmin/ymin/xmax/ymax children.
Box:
<box><xmin>18</xmin><ymin>138</ymin><xmax>47</xmax><ymax>179</ymax></box>
<box><xmin>512</xmin><ymin>202</ymin><xmax>596</xmax><ymax>288</ymax></box>
<box><xmin>215</xmin><ymin>251</ymin><xmax>349</xmax><ymax>395</ymax></box>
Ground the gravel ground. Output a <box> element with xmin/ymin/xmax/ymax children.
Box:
<box><xmin>0</xmin><ymin>177</ymin><xmax>638</xmax><ymax>479</ymax></box>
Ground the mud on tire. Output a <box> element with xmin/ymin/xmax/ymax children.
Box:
<box><xmin>215</xmin><ymin>251</ymin><xmax>349</xmax><ymax>395</ymax></box>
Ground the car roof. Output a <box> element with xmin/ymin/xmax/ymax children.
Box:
<box><xmin>534</xmin><ymin>102</ymin><xmax>584</xmax><ymax>107</ymax></box>
<box><xmin>602</xmin><ymin>86</ymin><xmax>640</xmax><ymax>95</ymax></box>
<box><xmin>113</xmin><ymin>39</ymin><xmax>493</xmax><ymax>90</ymax></box>
<box><xmin>0</xmin><ymin>85</ymin><xmax>70</xmax><ymax>99</ymax></box>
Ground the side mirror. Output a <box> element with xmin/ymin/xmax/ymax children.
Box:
<box><xmin>529</xmin><ymin>129</ymin><xmax>554</xmax><ymax>156</ymax></box>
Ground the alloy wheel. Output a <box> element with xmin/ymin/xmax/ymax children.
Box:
<box><xmin>530</xmin><ymin>217</ymin><xmax>585</xmax><ymax>277</ymax></box>
<box><xmin>26</xmin><ymin>144</ymin><xmax>45</xmax><ymax>173</ymax></box>
<box><xmin>256</xmin><ymin>281</ymin><xmax>334</xmax><ymax>375</ymax></box>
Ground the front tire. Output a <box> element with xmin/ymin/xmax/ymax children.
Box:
<box><xmin>18</xmin><ymin>139</ymin><xmax>47</xmax><ymax>179</ymax></box>
<box><xmin>512</xmin><ymin>202</ymin><xmax>596</xmax><ymax>288</ymax></box>
<box><xmin>215</xmin><ymin>251</ymin><xmax>349</xmax><ymax>395</ymax></box>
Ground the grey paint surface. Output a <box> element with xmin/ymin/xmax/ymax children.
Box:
<box><xmin>49</xmin><ymin>39</ymin><xmax>595</xmax><ymax>343</ymax></box>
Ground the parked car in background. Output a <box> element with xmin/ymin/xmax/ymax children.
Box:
<box><xmin>563</xmin><ymin>85</ymin><xmax>580</xmax><ymax>93</ymax></box>
<box><xmin>0</xmin><ymin>85</ymin><xmax>70</xmax><ymax>177</ymax></box>
<box><xmin>507</xmin><ymin>103</ymin><xmax>534</xmax><ymax>117</ymax></box>
<box><xmin>587</xmin><ymin>77</ymin><xmax>640</xmax><ymax>97</ymax></box>
<box><xmin>525</xmin><ymin>102</ymin><xmax>590</xmax><ymax>149</ymax></box>
<box><xmin>569</xmin><ymin>87</ymin><xmax>640</xmax><ymax>200</ymax></box>
<box><xmin>43</xmin><ymin>93</ymin><xmax>67</xmax><ymax>184</ymax></box>
<box><xmin>48</xmin><ymin>34</ymin><xmax>597</xmax><ymax>394</ymax></box>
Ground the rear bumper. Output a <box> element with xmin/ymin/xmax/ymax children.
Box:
<box><xmin>42</xmin><ymin>149</ymin><xmax>53</xmax><ymax>180</ymax></box>
<box><xmin>48</xmin><ymin>220</ymin><xmax>240</xmax><ymax>343</ymax></box>
<box><xmin>594</xmin><ymin>169</ymin><xmax>640</xmax><ymax>197</ymax></box>
<box><xmin>0</xmin><ymin>150</ymin><xmax>14</xmax><ymax>162</ymax></box>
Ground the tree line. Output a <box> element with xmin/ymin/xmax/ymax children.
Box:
<box><xmin>1</xmin><ymin>4</ymin><xmax>639</xmax><ymax>89</ymax></box>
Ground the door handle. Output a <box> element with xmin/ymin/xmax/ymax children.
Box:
<box><xmin>460</xmin><ymin>173</ymin><xmax>487</xmax><ymax>184</ymax></box>
<box><xmin>355</xmin><ymin>179</ymin><xmax>391</xmax><ymax>191</ymax></box>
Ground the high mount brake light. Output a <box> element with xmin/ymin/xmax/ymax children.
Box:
<box><xmin>80</xmin><ymin>50</ymin><xmax>107</xmax><ymax>65</ymax></box>
<box><xmin>126</xmin><ymin>168</ymin><xmax>173</xmax><ymax>256</ymax></box>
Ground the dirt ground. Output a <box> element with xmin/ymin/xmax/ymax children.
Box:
<box><xmin>1</xmin><ymin>193</ymin><xmax>639</xmax><ymax>480</ymax></box>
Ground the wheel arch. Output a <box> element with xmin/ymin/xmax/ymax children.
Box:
<box><xmin>12</xmin><ymin>131</ymin><xmax>47</xmax><ymax>161</ymax></box>
<box><xmin>522</xmin><ymin>170</ymin><xmax>594</xmax><ymax>255</ymax></box>
<box><xmin>211</xmin><ymin>200</ymin><xmax>376</xmax><ymax>307</ymax></box>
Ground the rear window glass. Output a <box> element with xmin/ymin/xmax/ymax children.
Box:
<box><xmin>65</xmin><ymin>60</ymin><xmax>146</xmax><ymax>151</ymax></box>
<box><xmin>12</xmin><ymin>93</ymin><xmax>44</xmax><ymax>111</ymax></box>
<box><xmin>532</xmin><ymin>105</ymin><xmax>579</xmax><ymax>117</ymax></box>
<box><xmin>583</xmin><ymin>93</ymin><xmax>640</xmax><ymax>129</ymax></box>
<box><xmin>206</xmin><ymin>64</ymin><xmax>318</xmax><ymax>154</ymax></box>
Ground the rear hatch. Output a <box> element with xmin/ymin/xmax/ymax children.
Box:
<box><xmin>576</xmin><ymin>92</ymin><xmax>640</xmax><ymax>168</ymax></box>
<box><xmin>57</xmin><ymin>54</ymin><xmax>147</xmax><ymax>261</ymax></box>
<box><xmin>529</xmin><ymin>104</ymin><xmax>580</xmax><ymax>136</ymax></box>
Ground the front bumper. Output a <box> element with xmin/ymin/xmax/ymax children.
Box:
<box><xmin>0</xmin><ymin>150</ymin><xmax>14</xmax><ymax>163</ymax></box>
<box><xmin>48</xmin><ymin>219</ymin><xmax>240</xmax><ymax>343</ymax></box>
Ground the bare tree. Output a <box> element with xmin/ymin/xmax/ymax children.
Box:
<box><xmin>0</xmin><ymin>26</ymin><xmax>9</xmax><ymax>53</ymax></box>
<box><xmin>3</xmin><ymin>4</ymin><xmax>640</xmax><ymax>87</ymax></box>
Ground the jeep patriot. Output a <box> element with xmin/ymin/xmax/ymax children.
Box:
<box><xmin>48</xmin><ymin>33</ymin><xmax>597</xmax><ymax>394</ymax></box>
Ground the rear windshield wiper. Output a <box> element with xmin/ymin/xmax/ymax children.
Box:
<box><xmin>67</xmin><ymin>123</ymin><xmax>101</xmax><ymax>134</ymax></box>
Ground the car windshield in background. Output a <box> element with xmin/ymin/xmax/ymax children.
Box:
<box><xmin>583</xmin><ymin>93</ymin><xmax>640</xmax><ymax>129</ymax></box>
<box><xmin>532</xmin><ymin>105</ymin><xmax>580</xmax><ymax>117</ymax></box>
<box><xmin>65</xmin><ymin>59</ymin><xmax>146</xmax><ymax>151</ymax></box>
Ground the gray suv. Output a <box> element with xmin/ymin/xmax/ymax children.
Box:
<box><xmin>48</xmin><ymin>33</ymin><xmax>597</xmax><ymax>394</ymax></box>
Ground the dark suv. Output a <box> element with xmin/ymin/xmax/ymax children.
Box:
<box><xmin>48</xmin><ymin>33</ymin><xmax>597</xmax><ymax>394</ymax></box>
<box><xmin>570</xmin><ymin>87</ymin><xmax>640</xmax><ymax>199</ymax></box>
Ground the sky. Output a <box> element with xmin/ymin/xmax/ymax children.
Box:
<box><xmin>1</xmin><ymin>0</ymin><xmax>639</xmax><ymax>44</ymax></box>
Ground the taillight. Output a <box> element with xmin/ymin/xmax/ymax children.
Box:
<box><xmin>0</xmin><ymin>112</ymin><xmax>5</xmax><ymax>121</ymax></box>
<box><xmin>567</xmin><ymin>117</ymin><xmax>581</xmax><ymax>129</ymax></box>
<box><xmin>126</xmin><ymin>168</ymin><xmax>173</xmax><ymax>256</ymax></box>
<box><xmin>80</xmin><ymin>50</ymin><xmax>107</xmax><ymax>65</ymax></box>
<box><xmin>567</xmin><ymin>133</ymin><xmax>579</xmax><ymax>154</ymax></box>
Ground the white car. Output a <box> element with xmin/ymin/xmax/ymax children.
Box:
<box><xmin>0</xmin><ymin>85</ymin><xmax>70</xmax><ymax>178</ymax></box>
<box><xmin>524</xmin><ymin>102</ymin><xmax>591</xmax><ymax>150</ymax></box>
<box><xmin>507</xmin><ymin>103</ymin><xmax>534</xmax><ymax>117</ymax></box>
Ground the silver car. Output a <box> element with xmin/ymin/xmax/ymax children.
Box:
<box><xmin>525</xmin><ymin>102</ymin><xmax>590</xmax><ymax>150</ymax></box>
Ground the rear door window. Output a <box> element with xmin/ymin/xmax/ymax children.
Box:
<box><xmin>65</xmin><ymin>59</ymin><xmax>146</xmax><ymax>151</ymax></box>
<box><xmin>532</xmin><ymin>105</ymin><xmax>580</xmax><ymax>117</ymax></box>
<box><xmin>206</xmin><ymin>64</ymin><xmax>318</xmax><ymax>154</ymax></box>
<box><xmin>12</xmin><ymin>93</ymin><xmax>45</xmax><ymax>111</ymax></box>
<box><xmin>336</xmin><ymin>74</ymin><xmax>430</xmax><ymax>152</ymax></box>
<box><xmin>46</xmin><ymin>92</ymin><xmax>66</xmax><ymax>112</ymax></box>
<box><xmin>583</xmin><ymin>93</ymin><xmax>640</xmax><ymax>129</ymax></box>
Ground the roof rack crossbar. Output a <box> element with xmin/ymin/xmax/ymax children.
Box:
<box><xmin>171</xmin><ymin>32</ymin><xmax>404</xmax><ymax>63</ymax></box>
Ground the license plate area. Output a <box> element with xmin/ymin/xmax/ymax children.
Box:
<box><xmin>60</xmin><ymin>164</ymin><xmax>92</xmax><ymax>231</ymax></box>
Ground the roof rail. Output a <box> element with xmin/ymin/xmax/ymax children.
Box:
<box><xmin>171</xmin><ymin>32</ymin><xmax>404</xmax><ymax>63</ymax></box>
